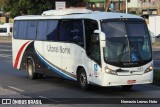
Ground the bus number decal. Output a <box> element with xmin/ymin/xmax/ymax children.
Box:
<box><xmin>94</xmin><ymin>64</ymin><xmax>98</xmax><ymax>72</ymax></box>
<box><xmin>94</xmin><ymin>64</ymin><xmax>98</xmax><ymax>76</ymax></box>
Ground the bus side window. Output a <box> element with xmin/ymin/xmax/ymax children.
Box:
<box><xmin>70</xmin><ymin>20</ymin><xmax>84</xmax><ymax>47</ymax></box>
<box><xmin>47</xmin><ymin>20</ymin><xmax>58</xmax><ymax>41</ymax></box>
<box><xmin>18</xmin><ymin>21</ymin><xmax>28</xmax><ymax>39</ymax></box>
<box><xmin>58</xmin><ymin>20</ymin><xmax>70</xmax><ymax>41</ymax></box>
<box><xmin>58</xmin><ymin>20</ymin><xmax>84</xmax><ymax>47</ymax></box>
<box><xmin>27</xmin><ymin>21</ymin><xmax>37</xmax><ymax>40</ymax></box>
<box><xmin>37</xmin><ymin>20</ymin><xmax>47</xmax><ymax>40</ymax></box>
<box><xmin>84</xmin><ymin>20</ymin><xmax>98</xmax><ymax>56</ymax></box>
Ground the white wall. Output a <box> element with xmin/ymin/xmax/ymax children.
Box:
<box><xmin>127</xmin><ymin>0</ymin><xmax>139</xmax><ymax>8</ymax></box>
<box><xmin>148</xmin><ymin>15</ymin><xmax>160</xmax><ymax>43</ymax></box>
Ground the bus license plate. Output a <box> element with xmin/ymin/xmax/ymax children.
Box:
<box><xmin>127</xmin><ymin>80</ymin><xmax>136</xmax><ymax>84</ymax></box>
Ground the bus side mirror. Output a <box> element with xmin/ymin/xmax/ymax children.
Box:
<box><xmin>94</xmin><ymin>30</ymin><xmax>106</xmax><ymax>47</ymax></box>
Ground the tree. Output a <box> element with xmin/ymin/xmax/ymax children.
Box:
<box><xmin>0</xmin><ymin>0</ymin><xmax>6</xmax><ymax>7</ymax></box>
<box><xmin>3</xmin><ymin>0</ymin><xmax>85</xmax><ymax>18</ymax></box>
<box><xmin>3</xmin><ymin>0</ymin><xmax>56</xmax><ymax>18</ymax></box>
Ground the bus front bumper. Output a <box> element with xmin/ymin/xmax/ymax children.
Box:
<box><xmin>101</xmin><ymin>71</ymin><xmax>153</xmax><ymax>86</ymax></box>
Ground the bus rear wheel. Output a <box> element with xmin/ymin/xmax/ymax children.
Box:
<box><xmin>77</xmin><ymin>69</ymin><xmax>90</xmax><ymax>90</ymax></box>
<box><xmin>27</xmin><ymin>59</ymin><xmax>38</xmax><ymax>79</ymax></box>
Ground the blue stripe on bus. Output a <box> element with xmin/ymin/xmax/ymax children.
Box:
<box><xmin>35</xmin><ymin>50</ymin><xmax>76</xmax><ymax>81</ymax></box>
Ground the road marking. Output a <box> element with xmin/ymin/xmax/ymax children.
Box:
<box><xmin>0</xmin><ymin>49</ymin><xmax>11</xmax><ymax>52</ymax></box>
<box><xmin>154</xmin><ymin>60</ymin><xmax>160</xmax><ymax>62</ymax></box>
<box><xmin>39</xmin><ymin>96</ymin><xmax>60</xmax><ymax>103</ymax></box>
<box><xmin>8</xmin><ymin>86</ymin><xmax>24</xmax><ymax>92</ymax></box>
<box><xmin>0</xmin><ymin>54</ymin><xmax>12</xmax><ymax>56</ymax></box>
<box><xmin>0</xmin><ymin>56</ymin><xmax>11</xmax><ymax>58</ymax></box>
<box><xmin>0</xmin><ymin>45</ymin><xmax>11</xmax><ymax>48</ymax></box>
<box><xmin>0</xmin><ymin>55</ymin><xmax>12</xmax><ymax>58</ymax></box>
<box><xmin>39</xmin><ymin>96</ymin><xmax>47</xmax><ymax>99</ymax></box>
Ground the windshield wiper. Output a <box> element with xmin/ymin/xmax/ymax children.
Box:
<box><xmin>117</xmin><ymin>43</ymin><xmax>127</xmax><ymax>63</ymax></box>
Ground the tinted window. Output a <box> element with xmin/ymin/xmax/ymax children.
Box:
<box><xmin>101</xmin><ymin>22</ymin><xmax>126</xmax><ymax>38</ymax></box>
<box><xmin>13</xmin><ymin>21</ymin><xmax>19</xmax><ymax>38</ymax></box>
<box><xmin>0</xmin><ymin>28</ymin><xmax>7</xmax><ymax>33</ymax></box>
<box><xmin>47</xmin><ymin>20</ymin><xmax>58</xmax><ymax>41</ymax></box>
<box><xmin>27</xmin><ymin>21</ymin><xmax>37</xmax><ymax>40</ymax></box>
<box><xmin>18</xmin><ymin>21</ymin><xmax>28</xmax><ymax>39</ymax></box>
<box><xmin>37</xmin><ymin>20</ymin><xmax>47</xmax><ymax>40</ymax></box>
<box><xmin>58</xmin><ymin>20</ymin><xmax>84</xmax><ymax>46</ymax></box>
<box><xmin>126</xmin><ymin>22</ymin><xmax>146</xmax><ymax>37</ymax></box>
<box><xmin>70</xmin><ymin>20</ymin><xmax>84</xmax><ymax>46</ymax></box>
<box><xmin>59</xmin><ymin>20</ymin><xmax>71</xmax><ymax>41</ymax></box>
<box><xmin>10</xmin><ymin>27</ymin><xmax>13</xmax><ymax>32</ymax></box>
<box><xmin>84</xmin><ymin>19</ymin><xmax>98</xmax><ymax>56</ymax></box>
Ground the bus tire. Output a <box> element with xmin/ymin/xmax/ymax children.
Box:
<box><xmin>27</xmin><ymin>59</ymin><xmax>38</xmax><ymax>79</ymax></box>
<box><xmin>77</xmin><ymin>68</ymin><xmax>90</xmax><ymax>90</ymax></box>
<box><xmin>122</xmin><ymin>85</ymin><xmax>133</xmax><ymax>90</ymax></box>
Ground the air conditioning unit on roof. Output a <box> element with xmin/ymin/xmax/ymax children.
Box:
<box><xmin>42</xmin><ymin>9</ymin><xmax>93</xmax><ymax>16</ymax></box>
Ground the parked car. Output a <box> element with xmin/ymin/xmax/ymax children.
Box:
<box><xmin>156</xmin><ymin>34</ymin><xmax>160</xmax><ymax>38</ymax></box>
<box><xmin>0</xmin><ymin>23</ymin><xmax>13</xmax><ymax>36</ymax></box>
<box><xmin>149</xmin><ymin>31</ymin><xmax>156</xmax><ymax>43</ymax></box>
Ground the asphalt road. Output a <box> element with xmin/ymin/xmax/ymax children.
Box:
<box><xmin>0</xmin><ymin>42</ymin><xmax>160</xmax><ymax>106</ymax></box>
<box><xmin>153</xmin><ymin>48</ymin><xmax>160</xmax><ymax>69</ymax></box>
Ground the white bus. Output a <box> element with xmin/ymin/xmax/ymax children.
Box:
<box><xmin>0</xmin><ymin>23</ymin><xmax>13</xmax><ymax>36</ymax></box>
<box><xmin>12</xmin><ymin>9</ymin><xmax>153</xmax><ymax>90</ymax></box>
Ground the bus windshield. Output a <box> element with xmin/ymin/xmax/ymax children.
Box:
<box><xmin>101</xmin><ymin>19</ymin><xmax>152</xmax><ymax>67</ymax></box>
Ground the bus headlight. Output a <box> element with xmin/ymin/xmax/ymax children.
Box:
<box><xmin>105</xmin><ymin>67</ymin><xmax>117</xmax><ymax>75</ymax></box>
<box><xmin>144</xmin><ymin>65</ymin><xmax>153</xmax><ymax>73</ymax></box>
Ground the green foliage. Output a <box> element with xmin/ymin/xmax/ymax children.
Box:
<box><xmin>3</xmin><ymin>0</ymin><xmax>56</xmax><ymax>18</ymax></box>
<box><xmin>0</xmin><ymin>0</ymin><xmax>6</xmax><ymax>7</ymax></box>
<box><xmin>3</xmin><ymin>0</ymin><xmax>84</xmax><ymax>18</ymax></box>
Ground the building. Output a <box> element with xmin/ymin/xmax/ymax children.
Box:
<box><xmin>85</xmin><ymin>0</ymin><xmax>160</xmax><ymax>15</ymax></box>
<box><xmin>85</xmin><ymin>0</ymin><xmax>126</xmax><ymax>12</ymax></box>
<box><xmin>127</xmin><ymin>0</ymin><xmax>158</xmax><ymax>15</ymax></box>
<box><xmin>84</xmin><ymin>0</ymin><xmax>106</xmax><ymax>11</ymax></box>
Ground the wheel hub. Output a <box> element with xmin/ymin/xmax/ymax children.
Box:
<box><xmin>80</xmin><ymin>73</ymin><xmax>86</xmax><ymax>86</ymax></box>
<box><xmin>28</xmin><ymin>64</ymin><xmax>33</xmax><ymax>77</ymax></box>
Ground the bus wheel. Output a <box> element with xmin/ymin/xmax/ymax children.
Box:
<box><xmin>27</xmin><ymin>59</ymin><xmax>38</xmax><ymax>79</ymax></box>
<box><xmin>122</xmin><ymin>85</ymin><xmax>133</xmax><ymax>90</ymax></box>
<box><xmin>78</xmin><ymin>69</ymin><xmax>90</xmax><ymax>90</ymax></box>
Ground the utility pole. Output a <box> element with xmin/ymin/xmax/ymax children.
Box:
<box><xmin>126</xmin><ymin>0</ymin><xmax>128</xmax><ymax>14</ymax></box>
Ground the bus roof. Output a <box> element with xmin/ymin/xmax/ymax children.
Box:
<box><xmin>42</xmin><ymin>9</ymin><xmax>93</xmax><ymax>16</ymax></box>
<box><xmin>14</xmin><ymin>9</ymin><xmax>143</xmax><ymax>21</ymax></box>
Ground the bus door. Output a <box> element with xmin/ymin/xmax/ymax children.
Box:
<box><xmin>90</xmin><ymin>33</ymin><xmax>102</xmax><ymax>84</ymax></box>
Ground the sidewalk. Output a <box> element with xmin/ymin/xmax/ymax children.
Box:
<box><xmin>0</xmin><ymin>36</ymin><xmax>12</xmax><ymax>43</ymax></box>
